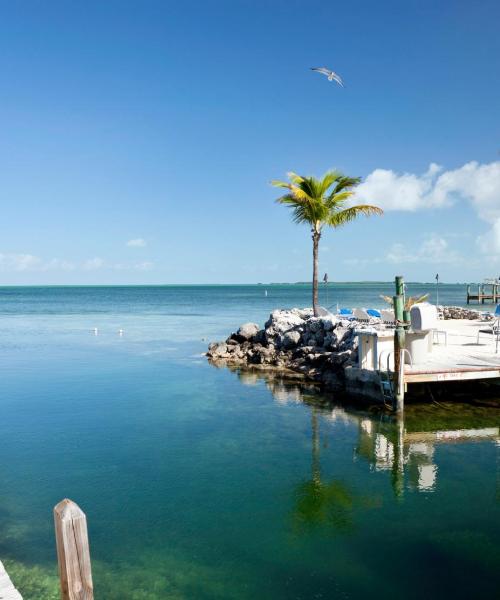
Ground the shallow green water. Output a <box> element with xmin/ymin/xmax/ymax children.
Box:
<box><xmin>0</xmin><ymin>285</ymin><xmax>498</xmax><ymax>599</ymax></box>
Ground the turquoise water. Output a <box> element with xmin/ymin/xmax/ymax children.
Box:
<box><xmin>0</xmin><ymin>285</ymin><xmax>498</xmax><ymax>599</ymax></box>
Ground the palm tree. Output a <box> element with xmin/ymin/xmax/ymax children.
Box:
<box><xmin>272</xmin><ymin>171</ymin><xmax>383</xmax><ymax>316</ymax></box>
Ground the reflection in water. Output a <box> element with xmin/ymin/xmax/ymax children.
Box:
<box><xmin>292</xmin><ymin>408</ymin><xmax>358</xmax><ymax>535</ymax></box>
<box><xmin>235</xmin><ymin>368</ymin><xmax>500</xmax><ymax>498</ymax></box>
<box><xmin>356</xmin><ymin>417</ymin><xmax>499</xmax><ymax>496</ymax></box>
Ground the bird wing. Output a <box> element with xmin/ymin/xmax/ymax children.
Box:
<box><xmin>311</xmin><ymin>67</ymin><xmax>331</xmax><ymax>76</ymax></box>
<box><xmin>331</xmin><ymin>72</ymin><xmax>345</xmax><ymax>87</ymax></box>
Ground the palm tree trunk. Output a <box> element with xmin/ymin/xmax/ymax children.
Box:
<box><xmin>312</xmin><ymin>230</ymin><xmax>321</xmax><ymax>316</ymax></box>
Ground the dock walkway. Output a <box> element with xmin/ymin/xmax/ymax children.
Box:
<box><xmin>0</xmin><ymin>560</ymin><xmax>22</xmax><ymax>599</ymax></box>
<box><xmin>405</xmin><ymin>319</ymin><xmax>500</xmax><ymax>383</ymax></box>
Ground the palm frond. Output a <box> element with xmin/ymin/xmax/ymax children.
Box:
<box><xmin>318</xmin><ymin>170</ymin><xmax>342</xmax><ymax>197</ymax></box>
<box><xmin>405</xmin><ymin>294</ymin><xmax>429</xmax><ymax>310</ymax></box>
<box><xmin>381</xmin><ymin>293</ymin><xmax>430</xmax><ymax>311</ymax></box>
<box><xmin>297</xmin><ymin>177</ymin><xmax>319</xmax><ymax>202</ymax></box>
<box><xmin>286</xmin><ymin>171</ymin><xmax>305</xmax><ymax>185</ymax></box>
<box><xmin>291</xmin><ymin>204</ymin><xmax>314</xmax><ymax>225</ymax></box>
<box><xmin>275</xmin><ymin>193</ymin><xmax>305</xmax><ymax>206</ymax></box>
<box><xmin>272</xmin><ymin>179</ymin><xmax>314</xmax><ymax>203</ymax></box>
<box><xmin>290</xmin><ymin>185</ymin><xmax>315</xmax><ymax>203</ymax></box>
<box><xmin>332</xmin><ymin>176</ymin><xmax>362</xmax><ymax>195</ymax></box>
<box><xmin>275</xmin><ymin>194</ymin><xmax>317</xmax><ymax>225</ymax></box>
<box><xmin>380</xmin><ymin>294</ymin><xmax>394</xmax><ymax>306</ymax></box>
<box><xmin>270</xmin><ymin>179</ymin><xmax>292</xmax><ymax>189</ymax></box>
<box><xmin>325</xmin><ymin>190</ymin><xmax>355</xmax><ymax>209</ymax></box>
<box><xmin>327</xmin><ymin>204</ymin><xmax>383</xmax><ymax>228</ymax></box>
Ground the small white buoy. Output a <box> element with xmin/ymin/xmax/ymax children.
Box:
<box><xmin>93</xmin><ymin>328</ymin><xmax>98</xmax><ymax>336</ymax></box>
<box><xmin>265</xmin><ymin>289</ymin><xmax>268</xmax><ymax>297</ymax></box>
<box><xmin>118</xmin><ymin>329</ymin><xmax>124</xmax><ymax>336</ymax></box>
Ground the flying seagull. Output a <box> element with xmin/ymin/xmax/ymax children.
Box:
<box><xmin>310</xmin><ymin>67</ymin><xmax>344</xmax><ymax>87</ymax></box>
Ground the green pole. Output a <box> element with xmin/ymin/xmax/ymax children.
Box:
<box><xmin>393</xmin><ymin>275</ymin><xmax>405</xmax><ymax>413</ymax></box>
<box><xmin>395</xmin><ymin>275</ymin><xmax>404</xmax><ymax>297</ymax></box>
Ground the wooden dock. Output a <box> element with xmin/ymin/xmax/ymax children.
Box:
<box><xmin>404</xmin><ymin>319</ymin><xmax>500</xmax><ymax>384</ymax></box>
<box><xmin>466</xmin><ymin>282</ymin><xmax>500</xmax><ymax>304</ymax></box>
<box><xmin>354</xmin><ymin>304</ymin><xmax>500</xmax><ymax>410</ymax></box>
<box><xmin>0</xmin><ymin>560</ymin><xmax>22</xmax><ymax>599</ymax></box>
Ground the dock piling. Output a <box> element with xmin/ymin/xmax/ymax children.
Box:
<box><xmin>54</xmin><ymin>499</ymin><xmax>94</xmax><ymax>600</ymax></box>
<box><xmin>393</xmin><ymin>276</ymin><xmax>406</xmax><ymax>413</ymax></box>
<box><xmin>466</xmin><ymin>281</ymin><xmax>500</xmax><ymax>304</ymax></box>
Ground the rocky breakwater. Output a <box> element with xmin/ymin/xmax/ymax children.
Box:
<box><xmin>207</xmin><ymin>308</ymin><xmax>365</xmax><ymax>392</ymax></box>
<box><xmin>439</xmin><ymin>306</ymin><xmax>493</xmax><ymax>320</ymax></box>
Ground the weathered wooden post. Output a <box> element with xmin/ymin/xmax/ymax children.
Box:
<box><xmin>393</xmin><ymin>275</ymin><xmax>406</xmax><ymax>413</ymax></box>
<box><xmin>54</xmin><ymin>499</ymin><xmax>94</xmax><ymax>600</ymax></box>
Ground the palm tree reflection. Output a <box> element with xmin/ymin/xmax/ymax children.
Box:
<box><xmin>293</xmin><ymin>408</ymin><xmax>358</xmax><ymax>535</ymax></box>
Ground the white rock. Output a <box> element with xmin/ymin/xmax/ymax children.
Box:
<box><xmin>237</xmin><ymin>323</ymin><xmax>259</xmax><ymax>340</ymax></box>
<box><xmin>282</xmin><ymin>330</ymin><xmax>301</xmax><ymax>349</ymax></box>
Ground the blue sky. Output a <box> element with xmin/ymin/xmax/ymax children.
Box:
<box><xmin>0</xmin><ymin>0</ymin><xmax>499</xmax><ymax>284</ymax></box>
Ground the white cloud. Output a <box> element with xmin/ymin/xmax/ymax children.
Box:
<box><xmin>0</xmin><ymin>252</ymin><xmax>154</xmax><ymax>274</ymax></box>
<box><xmin>431</xmin><ymin>161</ymin><xmax>500</xmax><ymax>221</ymax></box>
<box><xmin>357</xmin><ymin>160</ymin><xmax>500</xmax><ymax>258</ymax></box>
<box><xmin>135</xmin><ymin>261</ymin><xmax>153</xmax><ymax>271</ymax></box>
<box><xmin>42</xmin><ymin>258</ymin><xmax>75</xmax><ymax>271</ymax></box>
<box><xmin>356</xmin><ymin>160</ymin><xmax>500</xmax><ymax>218</ymax></box>
<box><xmin>344</xmin><ymin>235</ymin><xmax>466</xmax><ymax>267</ymax></box>
<box><xmin>127</xmin><ymin>238</ymin><xmax>147</xmax><ymax>247</ymax></box>
<box><xmin>83</xmin><ymin>257</ymin><xmax>105</xmax><ymax>270</ymax></box>
<box><xmin>77</xmin><ymin>257</ymin><xmax>154</xmax><ymax>272</ymax></box>
<box><xmin>477</xmin><ymin>218</ymin><xmax>500</xmax><ymax>255</ymax></box>
<box><xmin>0</xmin><ymin>253</ymin><xmax>42</xmax><ymax>271</ymax></box>
<box><xmin>355</xmin><ymin>163</ymin><xmax>445</xmax><ymax>211</ymax></box>
<box><xmin>112</xmin><ymin>261</ymin><xmax>154</xmax><ymax>271</ymax></box>
<box><xmin>386</xmin><ymin>236</ymin><xmax>460</xmax><ymax>265</ymax></box>
<box><xmin>0</xmin><ymin>254</ymin><xmax>76</xmax><ymax>272</ymax></box>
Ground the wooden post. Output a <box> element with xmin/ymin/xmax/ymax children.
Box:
<box><xmin>393</xmin><ymin>276</ymin><xmax>405</xmax><ymax>413</ymax></box>
<box><xmin>467</xmin><ymin>284</ymin><xmax>470</xmax><ymax>304</ymax></box>
<box><xmin>54</xmin><ymin>499</ymin><xmax>94</xmax><ymax>600</ymax></box>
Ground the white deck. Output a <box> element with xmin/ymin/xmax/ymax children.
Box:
<box><xmin>0</xmin><ymin>560</ymin><xmax>22</xmax><ymax>600</ymax></box>
<box><xmin>405</xmin><ymin>319</ymin><xmax>500</xmax><ymax>383</ymax></box>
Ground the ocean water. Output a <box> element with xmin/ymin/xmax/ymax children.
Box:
<box><xmin>0</xmin><ymin>284</ymin><xmax>498</xmax><ymax>599</ymax></box>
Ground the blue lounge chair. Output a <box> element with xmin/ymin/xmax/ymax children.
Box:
<box><xmin>338</xmin><ymin>308</ymin><xmax>355</xmax><ymax>320</ymax></box>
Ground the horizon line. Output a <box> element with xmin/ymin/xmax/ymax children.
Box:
<box><xmin>0</xmin><ymin>281</ymin><xmax>471</xmax><ymax>288</ymax></box>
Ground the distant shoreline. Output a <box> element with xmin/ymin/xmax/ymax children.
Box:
<box><xmin>0</xmin><ymin>281</ymin><xmax>472</xmax><ymax>288</ymax></box>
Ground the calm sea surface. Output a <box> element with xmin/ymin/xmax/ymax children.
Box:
<box><xmin>0</xmin><ymin>284</ymin><xmax>498</xmax><ymax>599</ymax></box>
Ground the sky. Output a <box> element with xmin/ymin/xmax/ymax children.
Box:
<box><xmin>0</xmin><ymin>0</ymin><xmax>499</xmax><ymax>285</ymax></box>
